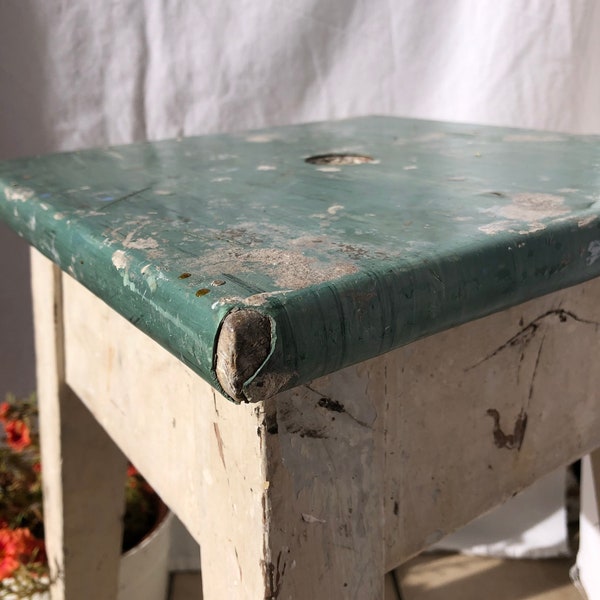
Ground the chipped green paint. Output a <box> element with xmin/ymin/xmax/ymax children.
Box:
<box><xmin>2</xmin><ymin>116</ymin><xmax>600</xmax><ymax>401</ymax></box>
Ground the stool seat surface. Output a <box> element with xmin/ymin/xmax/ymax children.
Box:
<box><xmin>2</xmin><ymin>116</ymin><xmax>600</xmax><ymax>400</ymax></box>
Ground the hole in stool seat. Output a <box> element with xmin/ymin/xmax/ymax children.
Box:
<box><xmin>305</xmin><ymin>153</ymin><xmax>375</xmax><ymax>165</ymax></box>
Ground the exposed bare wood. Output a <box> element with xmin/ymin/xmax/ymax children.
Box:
<box><xmin>215</xmin><ymin>308</ymin><xmax>272</xmax><ymax>402</ymax></box>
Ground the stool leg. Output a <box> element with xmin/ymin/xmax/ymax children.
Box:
<box><xmin>32</xmin><ymin>250</ymin><xmax>128</xmax><ymax>600</ymax></box>
<box><xmin>196</xmin><ymin>373</ymin><xmax>385</xmax><ymax>599</ymax></box>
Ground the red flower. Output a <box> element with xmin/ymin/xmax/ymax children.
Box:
<box><xmin>0</xmin><ymin>528</ymin><xmax>45</xmax><ymax>580</ymax></box>
<box><xmin>0</xmin><ymin>403</ymin><xmax>9</xmax><ymax>423</ymax></box>
<box><xmin>4</xmin><ymin>420</ymin><xmax>32</xmax><ymax>451</ymax></box>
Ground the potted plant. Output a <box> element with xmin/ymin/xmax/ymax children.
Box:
<box><xmin>0</xmin><ymin>393</ymin><xmax>172</xmax><ymax>599</ymax></box>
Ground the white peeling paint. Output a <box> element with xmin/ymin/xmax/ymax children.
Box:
<box><xmin>403</xmin><ymin>165</ymin><xmax>418</xmax><ymax>170</ymax></box>
<box><xmin>478</xmin><ymin>221</ymin><xmax>513</xmax><ymax>235</ymax></box>
<box><xmin>5</xmin><ymin>185</ymin><xmax>34</xmax><ymax>202</ymax></box>
<box><xmin>28</xmin><ymin>215</ymin><xmax>36</xmax><ymax>231</ymax></box>
<box><xmin>257</xmin><ymin>165</ymin><xmax>277</xmax><ymax>171</ymax></box>
<box><xmin>245</xmin><ymin>134</ymin><xmax>275</xmax><ymax>143</ymax></box>
<box><xmin>518</xmin><ymin>223</ymin><xmax>546</xmax><ymax>234</ymax></box>
<box><xmin>53</xmin><ymin>213</ymin><xmax>65</xmax><ymax>220</ymax></box>
<box><xmin>211</xmin><ymin>296</ymin><xmax>244</xmax><ymax>310</ymax></box>
<box><xmin>211</xmin><ymin>177</ymin><xmax>232</xmax><ymax>183</ymax></box>
<box><xmin>105</xmin><ymin>150</ymin><xmax>125</xmax><ymax>160</ymax></box>
<box><xmin>578</xmin><ymin>216</ymin><xmax>596</xmax><ymax>228</ymax></box>
<box><xmin>327</xmin><ymin>204</ymin><xmax>344</xmax><ymax>215</ymax></box>
<box><xmin>316</xmin><ymin>166</ymin><xmax>340</xmax><ymax>173</ymax></box>
<box><xmin>242</xmin><ymin>291</ymin><xmax>294</xmax><ymax>306</ymax></box>
<box><xmin>586</xmin><ymin>241</ymin><xmax>600</xmax><ymax>266</ymax></box>
<box><xmin>154</xmin><ymin>189</ymin><xmax>174</xmax><ymax>196</ymax></box>
<box><xmin>111</xmin><ymin>250</ymin><xmax>130</xmax><ymax>270</ymax></box>
<box><xmin>145</xmin><ymin>274</ymin><xmax>158</xmax><ymax>292</ymax></box>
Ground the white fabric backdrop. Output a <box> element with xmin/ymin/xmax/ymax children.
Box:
<box><xmin>1</xmin><ymin>0</ymin><xmax>599</xmax><ymax>569</ymax></box>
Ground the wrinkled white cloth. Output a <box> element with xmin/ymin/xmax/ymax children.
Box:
<box><xmin>2</xmin><ymin>0</ymin><xmax>599</xmax><ymax>570</ymax></box>
<box><xmin>1</xmin><ymin>0</ymin><xmax>600</xmax><ymax>162</ymax></box>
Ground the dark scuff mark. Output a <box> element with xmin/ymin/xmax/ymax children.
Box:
<box><xmin>527</xmin><ymin>334</ymin><xmax>546</xmax><ymax>404</ymax></box>
<box><xmin>97</xmin><ymin>185</ymin><xmax>152</xmax><ymax>211</ymax></box>
<box><xmin>317</xmin><ymin>397</ymin><xmax>345</xmax><ymax>413</ymax></box>
<box><xmin>486</xmin><ymin>408</ymin><xmax>528</xmax><ymax>450</ymax></box>
<box><xmin>305</xmin><ymin>385</ymin><xmax>371</xmax><ymax>429</ymax></box>
<box><xmin>393</xmin><ymin>501</ymin><xmax>399</xmax><ymax>516</ymax></box>
<box><xmin>213</xmin><ymin>422</ymin><xmax>227</xmax><ymax>470</ymax></box>
<box><xmin>264</xmin><ymin>550</ymin><xmax>286</xmax><ymax>600</ymax></box>
<box><xmin>285</xmin><ymin>423</ymin><xmax>327</xmax><ymax>439</ymax></box>
<box><xmin>265</xmin><ymin>413</ymin><xmax>279</xmax><ymax>435</ymax></box>
<box><xmin>467</xmin><ymin>308</ymin><xmax>599</xmax><ymax>371</ymax></box>
<box><xmin>234</xmin><ymin>547</ymin><xmax>243</xmax><ymax>582</ymax></box>
<box><xmin>222</xmin><ymin>272</ymin><xmax>265</xmax><ymax>295</ymax></box>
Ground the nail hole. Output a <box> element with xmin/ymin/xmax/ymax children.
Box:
<box><xmin>196</xmin><ymin>288</ymin><xmax>210</xmax><ymax>297</ymax></box>
<box><xmin>211</xmin><ymin>280</ymin><xmax>226</xmax><ymax>286</ymax></box>
<box><xmin>179</xmin><ymin>272</ymin><xmax>191</xmax><ymax>279</ymax></box>
<box><xmin>305</xmin><ymin>153</ymin><xmax>375</xmax><ymax>166</ymax></box>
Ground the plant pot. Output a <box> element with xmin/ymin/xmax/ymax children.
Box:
<box><xmin>2</xmin><ymin>510</ymin><xmax>173</xmax><ymax>600</ymax></box>
<box><xmin>117</xmin><ymin>509</ymin><xmax>173</xmax><ymax>600</ymax></box>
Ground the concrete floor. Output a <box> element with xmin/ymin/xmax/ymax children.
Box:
<box><xmin>168</xmin><ymin>554</ymin><xmax>583</xmax><ymax>599</ymax></box>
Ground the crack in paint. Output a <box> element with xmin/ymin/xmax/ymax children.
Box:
<box><xmin>466</xmin><ymin>308</ymin><xmax>600</xmax><ymax>371</ymax></box>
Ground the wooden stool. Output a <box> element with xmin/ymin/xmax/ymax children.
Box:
<box><xmin>2</xmin><ymin>116</ymin><xmax>600</xmax><ymax>599</ymax></box>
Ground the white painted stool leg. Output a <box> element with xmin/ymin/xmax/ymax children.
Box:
<box><xmin>197</xmin><ymin>378</ymin><xmax>385</xmax><ymax>599</ymax></box>
<box><xmin>31</xmin><ymin>250</ymin><xmax>128</xmax><ymax>600</ymax></box>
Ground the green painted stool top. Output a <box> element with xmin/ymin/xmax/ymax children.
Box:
<box><xmin>2</xmin><ymin>116</ymin><xmax>600</xmax><ymax>401</ymax></box>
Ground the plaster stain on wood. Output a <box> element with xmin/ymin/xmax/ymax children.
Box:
<box><xmin>202</xmin><ymin>247</ymin><xmax>358</xmax><ymax>289</ymax></box>
<box><xmin>215</xmin><ymin>309</ymin><xmax>272</xmax><ymax>402</ymax></box>
<box><xmin>486</xmin><ymin>408</ymin><xmax>528</xmax><ymax>450</ymax></box>
<box><xmin>479</xmin><ymin>193</ymin><xmax>569</xmax><ymax>235</ymax></box>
